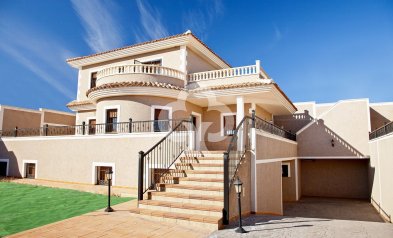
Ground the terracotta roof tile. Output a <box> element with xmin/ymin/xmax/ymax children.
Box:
<box><xmin>66</xmin><ymin>100</ymin><xmax>93</xmax><ymax>107</ymax></box>
<box><xmin>86</xmin><ymin>81</ymin><xmax>184</xmax><ymax>96</ymax></box>
<box><xmin>66</xmin><ymin>32</ymin><xmax>231</xmax><ymax>67</ymax></box>
<box><xmin>190</xmin><ymin>82</ymin><xmax>271</xmax><ymax>93</ymax></box>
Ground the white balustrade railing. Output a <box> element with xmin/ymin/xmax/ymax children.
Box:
<box><xmin>187</xmin><ymin>65</ymin><xmax>258</xmax><ymax>83</ymax></box>
<box><xmin>97</xmin><ymin>64</ymin><xmax>186</xmax><ymax>81</ymax></box>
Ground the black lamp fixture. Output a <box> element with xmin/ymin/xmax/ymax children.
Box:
<box><xmin>105</xmin><ymin>168</ymin><xmax>114</xmax><ymax>212</ymax></box>
<box><xmin>331</xmin><ymin>139</ymin><xmax>335</xmax><ymax>147</ymax></box>
<box><xmin>234</xmin><ymin>177</ymin><xmax>247</xmax><ymax>233</ymax></box>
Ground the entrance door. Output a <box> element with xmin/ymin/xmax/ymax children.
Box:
<box><xmin>25</xmin><ymin>163</ymin><xmax>36</xmax><ymax>178</ymax></box>
<box><xmin>96</xmin><ymin>166</ymin><xmax>111</xmax><ymax>185</ymax></box>
<box><xmin>154</xmin><ymin>108</ymin><xmax>169</xmax><ymax>132</ymax></box>
<box><xmin>88</xmin><ymin>119</ymin><xmax>96</xmax><ymax>135</ymax></box>
<box><xmin>0</xmin><ymin>162</ymin><xmax>7</xmax><ymax>176</ymax></box>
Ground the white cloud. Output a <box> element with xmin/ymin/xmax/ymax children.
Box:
<box><xmin>0</xmin><ymin>22</ymin><xmax>75</xmax><ymax>99</ymax></box>
<box><xmin>134</xmin><ymin>0</ymin><xmax>169</xmax><ymax>42</ymax></box>
<box><xmin>71</xmin><ymin>0</ymin><xmax>124</xmax><ymax>52</ymax></box>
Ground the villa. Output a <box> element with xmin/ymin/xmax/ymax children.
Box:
<box><xmin>0</xmin><ymin>31</ymin><xmax>392</xmax><ymax>229</ymax></box>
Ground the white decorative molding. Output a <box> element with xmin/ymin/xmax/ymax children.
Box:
<box><xmin>92</xmin><ymin>162</ymin><xmax>116</xmax><ymax>186</ymax></box>
<box><xmin>22</xmin><ymin>160</ymin><xmax>38</xmax><ymax>179</ymax></box>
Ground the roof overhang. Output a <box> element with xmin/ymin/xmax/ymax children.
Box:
<box><xmin>66</xmin><ymin>33</ymin><xmax>230</xmax><ymax>69</ymax></box>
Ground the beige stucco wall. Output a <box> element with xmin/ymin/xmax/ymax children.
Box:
<box><xmin>95</xmin><ymin>95</ymin><xmax>202</xmax><ymax>124</ymax></box>
<box><xmin>186</xmin><ymin>48</ymin><xmax>218</xmax><ymax>74</ymax></box>
<box><xmin>255</xmin><ymin>132</ymin><xmax>297</xmax><ymax>160</ymax></box>
<box><xmin>301</xmin><ymin>159</ymin><xmax>370</xmax><ymax>199</ymax></box>
<box><xmin>293</xmin><ymin>102</ymin><xmax>316</xmax><ymax>117</ymax></box>
<box><xmin>76</xmin><ymin>110</ymin><xmax>96</xmax><ymax>125</ymax></box>
<box><xmin>228</xmin><ymin>152</ymin><xmax>252</xmax><ymax>221</ymax></box>
<box><xmin>255</xmin><ymin>131</ymin><xmax>298</xmax><ymax>214</ymax></box>
<box><xmin>369</xmin><ymin>134</ymin><xmax>393</xmax><ymax>222</ymax></box>
<box><xmin>43</xmin><ymin>111</ymin><xmax>75</xmax><ymax>126</ymax></box>
<box><xmin>297</xmin><ymin>100</ymin><xmax>370</xmax><ymax>157</ymax></box>
<box><xmin>2</xmin><ymin>108</ymin><xmax>42</xmax><ymax>130</ymax></box>
<box><xmin>0</xmin><ymin>134</ymin><xmax>164</xmax><ymax>187</ymax></box>
<box><xmin>77</xmin><ymin>47</ymin><xmax>182</xmax><ymax>101</ymax></box>
<box><xmin>255</xmin><ymin>162</ymin><xmax>283</xmax><ymax>215</ymax></box>
<box><xmin>274</xmin><ymin>110</ymin><xmax>314</xmax><ymax>134</ymax></box>
<box><xmin>282</xmin><ymin>159</ymin><xmax>297</xmax><ymax>202</ymax></box>
<box><xmin>370</xmin><ymin>103</ymin><xmax>393</xmax><ymax>131</ymax></box>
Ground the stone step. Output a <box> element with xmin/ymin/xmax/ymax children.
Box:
<box><xmin>180</xmin><ymin>157</ymin><xmax>224</xmax><ymax>164</ymax></box>
<box><xmin>184</xmin><ymin>170</ymin><xmax>224</xmax><ymax>179</ymax></box>
<box><xmin>129</xmin><ymin>208</ymin><xmax>219</xmax><ymax>230</ymax></box>
<box><xmin>185</xmin><ymin>151</ymin><xmax>225</xmax><ymax>158</ymax></box>
<box><xmin>160</xmin><ymin>173</ymin><xmax>224</xmax><ymax>186</ymax></box>
<box><xmin>175</xmin><ymin>163</ymin><xmax>223</xmax><ymax>171</ymax></box>
<box><xmin>160</xmin><ymin>184</ymin><xmax>224</xmax><ymax>196</ymax></box>
<box><xmin>139</xmin><ymin>200</ymin><xmax>222</xmax><ymax>217</ymax></box>
<box><xmin>148</xmin><ymin>191</ymin><xmax>223</xmax><ymax>206</ymax></box>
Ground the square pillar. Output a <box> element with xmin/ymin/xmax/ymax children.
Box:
<box><xmin>236</xmin><ymin>96</ymin><xmax>244</xmax><ymax>126</ymax></box>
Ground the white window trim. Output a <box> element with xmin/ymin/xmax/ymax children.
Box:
<box><xmin>0</xmin><ymin>158</ymin><xmax>9</xmax><ymax>176</ymax></box>
<box><xmin>92</xmin><ymin>162</ymin><xmax>116</xmax><ymax>186</ymax></box>
<box><xmin>22</xmin><ymin>160</ymin><xmax>38</xmax><ymax>179</ymax></box>
<box><xmin>221</xmin><ymin>112</ymin><xmax>236</xmax><ymax>136</ymax></box>
<box><xmin>151</xmin><ymin>105</ymin><xmax>172</xmax><ymax>121</ymax></box>
<box><xmin>103</xmin><ymin>105</ymin><xmax>121</xmax><ymax>124</ymax></box>
<box><xmin>282</xmin><ymin>162</ymin><xmax>291</xmax><ymax>177</ymax></box>
<box><xmin>88</xmin><ymin>70</ymin><xmax>98</xmax><ymax>89</ymax></box>
<box><xmin>191</xmin><ymin>111</ymin><xmax>202</xmax><ymax>140</ymax></box>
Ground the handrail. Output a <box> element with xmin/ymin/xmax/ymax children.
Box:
<box><xmin>188</xmin><ymin>65</ymin><xmax>257</xmax><ymax>83</ymax></box>
<box><xmin>223</xmin><ymin>114</ymin><xmax>252</xmax><ymax>224</ymax></box>
<box><xmin>0</xmin><ymin>119</ymin><xmax>185</xmax><ymax>138</ymax></box>
<box><xmin>97</xmin><ymin>64</ymin><xmax>186</xmax><ymax>81</ymax></box>
<box><xmin>138</xmin><ymin>117</ymin><xmax>194</xmax><ymax>200</ymax></box>
<box><xmin>254</xmin><ymin>116</ymin><xmax>296</xmax><ymax>141</ymax></box>
<box><xmin>369</xmin><ymin>121</ymin><xmax>393</xmax><ymax>140</ymax></box>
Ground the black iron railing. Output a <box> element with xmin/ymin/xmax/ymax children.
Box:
<box><xmin>223</xmin><ymin>115</ymin><xmax>252</xmax><ymax>224</ymax></box>
<box><xmin>138</xmin><ymin>118</ymin><xmax>194</xmax><ymax>200</ymax></box>
<box><xmin>369</xmin><ymin>121</ymin><xmax>393</xmax><ymax>140</ymax></box>
<box><xmin>255</xmin><ymin>116</ymin><xmax>296</xmax><ymax>141</ymax></box>
<box><xmin>0</xmin><ymin>119</ymin><xmax>184</xmax><ymax>138</ymax></box>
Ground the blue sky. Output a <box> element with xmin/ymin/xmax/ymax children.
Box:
<box><xmin>0</xmin><ymin>0</ymin><xmax>392</xmax><ymax>111</ymax></box>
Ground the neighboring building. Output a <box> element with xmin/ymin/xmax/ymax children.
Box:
<box><xmin>0</xmin><ymin>32</ymin><xmax>392</xmax><ymax>229</ymax></box>
<box><xmin>0</xmin><ymin>105</ymin><xmax>75</xmax><ymax>131</ymax></box>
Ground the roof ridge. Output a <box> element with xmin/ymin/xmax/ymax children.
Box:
<box><xmin>66</xmin><ymin>32</ymin><xmax>231</xmax><ymax>67</ymax></box>
<box><xmin>66</xmin><ymin>32</ymin><xmax>190</xmax><ymax>63</ymax></box>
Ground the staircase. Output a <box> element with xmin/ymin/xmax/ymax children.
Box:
<box><xmin>129</xmin><ymin>151</ymin><xmax>224</xmax><ymax>230</ymax></box>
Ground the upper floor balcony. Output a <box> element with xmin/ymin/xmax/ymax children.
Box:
<box><xmin>93</xmin><ymin>60</ymin><xmax>270</xmax><ymax>92</ymax></box>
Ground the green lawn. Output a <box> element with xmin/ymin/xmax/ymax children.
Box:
<box><xmin>0</xmin><ymin>182</ymin><xmax>133</xmax><ymax>237</ymax></box>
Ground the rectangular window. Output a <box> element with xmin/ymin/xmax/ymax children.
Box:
<box><xmin>25</xmin><ymin>163</ymin><xmax>36</xmax><ymax>179</ymax></box>
<box><xmin>141</xmin><ymin>59</ymin><xmax>162</xmax><ymax>66</ymax></box>
<box><xmin>154</xmin><ymin>108</ymin><xmax>170</xmax><ymax>132</ymax></box>
<box><xmin>96</xmin><ymin>166</ymin><xmax>112</xmax><ymax>185</ymax></box>
<box><xmin>88</xmin><ymin>119</ymin><xmax>96</xmax><ymax>135</ymax></box>
<box><xmin>223</xmin><ymin>114</ymin><xmax>236</xmax><ymax>136</ymax></box>
<box><xmin>90</xmin><ymin>72</ymin><xmax>97</xmax><ymax>89</ymax></box>
<box><xmin>106</xmin><ymin>109</ymin><xmax>118</xmax><ymax>133</ymax></box>
<box><xmin>282</xmin><ymin>163</ymin><xmax>290</xmax><ymax>177</ymax></box>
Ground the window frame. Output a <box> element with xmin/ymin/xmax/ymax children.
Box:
<box><xmin>221</xmin><ymin>112</ymin><xmax>237</xmax><ymax>136</ymax></box>
<box><xmin>282</xmin><ymin>162</ymin><xmax>291</xmax><ymax>177</ymax></box>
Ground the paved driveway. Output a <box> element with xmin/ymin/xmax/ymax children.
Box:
<box><xmin>210</xmin><ymin>197</ymin><xmax>393</xmax><ymax>238</ymax></box>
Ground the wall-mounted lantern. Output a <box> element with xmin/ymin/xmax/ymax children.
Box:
<box><xmin>331</xmin><ymin>139</ymin><xmax>335</xmax><ymax>147</ymax></box>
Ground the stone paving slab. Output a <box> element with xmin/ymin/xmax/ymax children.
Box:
<box><xmin>209</xmin><ymin>215</ymin><xmax>393</xmax><ymax>238</ymax></box>
<box><xmin>7</xmin><ymin>200</ymin><xmax>211</xmax><ymax>238</ymax></box>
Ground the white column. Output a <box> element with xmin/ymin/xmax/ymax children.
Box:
<box><xmin>236</xmin><ymin>96</ymin><xmax>244</xmax><ymax>126</ymax></box>
<box><xmin>255</xmin><ymin>60</ymin><xmax>261</xmax><ymax>74</ymax></box>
